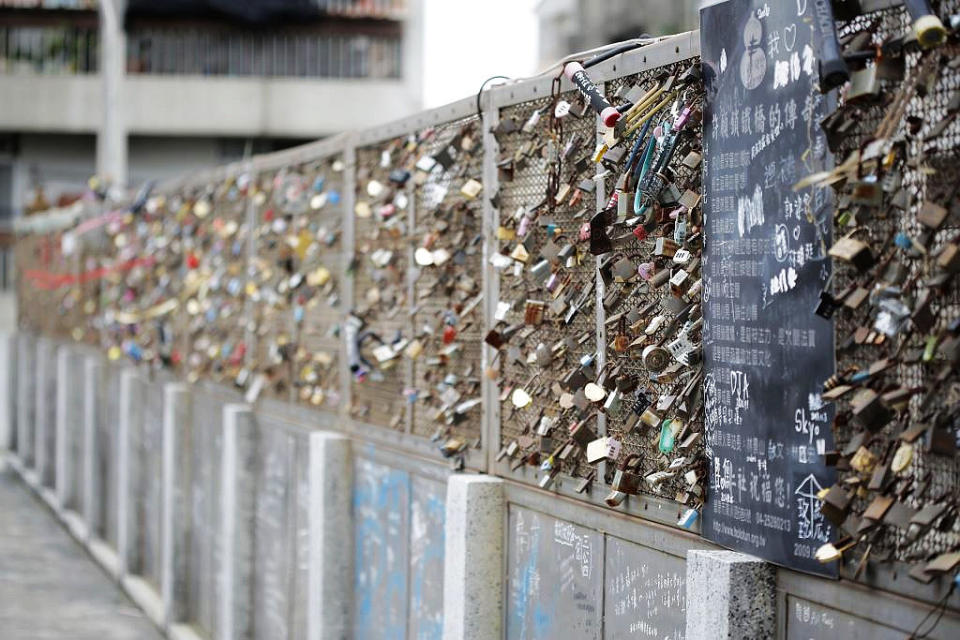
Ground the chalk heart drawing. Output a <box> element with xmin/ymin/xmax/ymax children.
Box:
<box><xmin>796</xmin><ymin>0</ymin><xmax>808</xmax><ymax>16</ymax></box>
<box><xmin>783</xmin><ymin>24</ymin><xmax>797</xmax><ymax>52</ymax></box>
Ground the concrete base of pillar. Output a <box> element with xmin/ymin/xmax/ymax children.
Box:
<box><xmin>442</xmin><ymin>475</ymin><xmax>504</xmax><ymax>640</ymax></box>
<box><xmin>88</xmin><ymin>537</ymin><xmax>123</xmax><ymax>581</ymax></box>
<box><xmin>122</xmin><ymin>575</ymin><xmax>165</xmax><ymax>628</ymax></box>
<box><xmin>685</xmin><ymin>550</ymin><xmax>776</xmax><ymax>640</ymax></box>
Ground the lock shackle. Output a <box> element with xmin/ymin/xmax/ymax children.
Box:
<box><xmin>617</xmin><ymin>453</ymin><xmax>642</xmax><ymax>472</ymax></box>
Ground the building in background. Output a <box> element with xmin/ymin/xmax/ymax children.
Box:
<box><xmin>0</xmin><ymin>0</ymin><xmax>423</xmax><ymax>227</ymax></box>
<box><xmin>536</xmin><ymin>0</ymin><xmax>698</xmax><ymax>68</ymax></box>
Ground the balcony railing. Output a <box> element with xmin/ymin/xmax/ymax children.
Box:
<box><xmin>0</xmin><ymin>24</ymin><xmax>98</xmax><ymax>74</ymax></box>
<box><xmin>0</xmin><ymin>24</ymin><xmax>402</xmax><ymax>79</ymax></box>
<box><xmin>126</xmin><ymin>29</ymin><xmax>403</xmax><ymax>79</ymax></box>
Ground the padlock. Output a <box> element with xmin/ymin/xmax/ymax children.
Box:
<box><xmin>570</xmin><ymin>415</ymin><xmax>597</xmax><ymax>447</ymax></box>
<box><xmin>524</xmin><ymin>300</ymin><xmax>545</xmax><ymax>325</ymax></box>
<box><xmin>613</xmin><ymin>254</ymin><xmax>639</xmax><ymax>281</ymax></box>
<box><xmin>529</xmin><ymin>258</ymin><xmax>551</xmax><ymax>282</ymax></box>
<box><xmin>829</xmin><ymin>230</ymin><xmax>875</xmax><ymax>271</ymax></box>
<box><xmin>850</xmin><ymin>388</ymin><xmax>893</xmax><ymax>432</ymax></box>
<box><xmin>610</xmin><ymin>454</ymin><xmax>643</xmax><ymax>495</ymax></box>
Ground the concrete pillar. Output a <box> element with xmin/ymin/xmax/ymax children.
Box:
<box><xmin>16</xmin><ymin>335</ymin><xmax>34</xmax><ymax>468</ymax></box>
<box><xmin>442</xmin><ymin>475</ymin><xmax>505</xmax><ymax>640</ymax></box>
<box><xmin>82</xmin><ymin>356</ymin><xmax>102</xmax><ymax>536</ymax></box>
<box><xmin>117</xmin><ymin>367</ymin><xmax>144</xmax><ymax>576</ymax></box>
<box><xmin>54</xmin><ymin>346</ymin><xmax>71</xmax><ymax>505</ymax></box>
<box><xmin>34</xmin><ymin>338</ymin><xmax>51</xmax><ymax>483</ymax></box>
<box><xmin>0</xmin><ymin>333</ymin><xmax>13</xmax><ymax>451</ymax></box>
<box><xmin>306</xmin><ymin>432</ymin><xmax>352</xmax><ymax>640</ymax></box>
<box><xmin>161</xmin><ymin>383</ymin><xmax>192</xmax><ymax>627</ymax></box>
<box><xmin>97</xmin><ymin>0</ymin><xmax>127</xmax><ymax>188</ymax></box>
<box><xmin>219</xmin><ymin>403</ymin><xmax>257</xmax><ymax>640</ymax></box>
<box><xmin>685</xmin><ymin>550</ymin><xmax>776</xmax><ymax>640</ymax></box>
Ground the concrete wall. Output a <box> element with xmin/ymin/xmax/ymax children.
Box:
<box><xmin>5</xmin><ymin>336</ymin><xmax>958</xmax><ymax>640</ymax></box>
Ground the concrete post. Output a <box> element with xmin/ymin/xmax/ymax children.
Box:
<box><xmin>0</xmin><ymin>333</ymin><xmax>13</xmax><ymax>452</ymax></box>
<box><xmin>82</xmin><ymin>356</ymin><xmax>102</xmax><ymax>536</ymax></box>
<box><xmin>442</xmin><ymin>475</ymin><xmax>505</xmax><ymax>640</ymax></box>
<box><xmin>97</xmin><ymin>0</ymin><xmax>127</xmax><ymax>188</ymax></box>
<box><xmin>34</xmin><ymin>338</ymin><xmax>51</xmax><ymax>484</ymax></box>
<box><xmin>306</xmin><ymin>432</ymin><xmax>352</xmax><ymax>640</ymax></box>
<box><xmin>16</xmin><ymin>335</ymin><xmax>34</xmax><ymax>468</ymax></box>
<box><xmin>117</xmin><ymin>367</ymin><xmax>144</xmax><ymax>577</ymax></box>
<box><xmin>685</xmin><ymin>550</ymin><xmax>777</xmax><ymax>640</ymax></box>
<box><xmin>161</xmin><ymin>383</ymin><xmax>192</xmax><ymax>628</ymax></box>
<box><xmin>54</xmin><ymin>346</ymin><xmax>71</xmax><ymax>506</ymax></box>
<box><xmin>219</xmin><ymin>403</ymin><xmax>257</xmax><ymax>640</ymax></box>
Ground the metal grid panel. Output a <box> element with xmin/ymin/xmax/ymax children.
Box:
<box><xmin>182</xmin><ymin>175</ymin><xmax>252</xmax><ymax>389</ymax></box>
<box><xmin>599</xmin><ymin>59</ymin><xmax>706</xmax><ymax>511</ymax></box>
<box><xmin>492</xmin><ymin>86</ymin><xmax>600</xmax><ymax>485</ymax></box>
<box><xmin>825</xmin><ymin>0</ymin><xmax>960</xmax><ymax>595</ymax></box>
<box><xmin>350</xmin><ymin>137</ymin><xmax>412</xmax><ymax>430</ymax></box>
<box><xmin>289</xmin><ymin>156</ymin><xmax>347</xmax><ymax>414</ymax></box>
<box><xmin>410</xmin><ymin>114</ymin><xmax>485</xmax><ymax>446</ymax></box>
<box><xmin>98</xmin><ymin>197</ymin><xmax>186</xmax><ymax>373</ymax></box>
<box><xmin>248</xmin><ymin>155</ymin><xmax>347</xmax><ymax>412</ymax></box>
<box><xmin>250</xmin><ymin>167</ymin><xmax>300</xmax><ymax>402</ymax></box>
<box><xmin>15</xmin><ymin>231</ymin><xmax>81</xmax><ymax>340</ymax></box>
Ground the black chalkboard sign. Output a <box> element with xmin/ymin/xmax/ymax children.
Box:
<box><xmin>701</xmin><ymin>0</ymin><xmax>837</xmax><ymax>576</ymax></box>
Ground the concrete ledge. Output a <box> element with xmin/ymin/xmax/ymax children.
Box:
<box><xmin>122</xmin><ymin>575</ymin><xmax>166</xmax><ymax>629</ymax></box>
<box><xmin>7</xmin><ymin>453</ymin><xmax>24</xmax><ymax>475</ymax></box>
<box><xmin>39</xmin><ymin>485</ymin><xmax>60</xmax><ymax>512</ymax></box>
<box><xmin>62</xmin><ymin>509</ymin><xmax>90</xmax><ymax>544</ymax></box>
<box><xmin>88</xmin><ymin>537</ymin><xmax>123</xmax><ymax>581</ymax></box>
<box><xmin>685</xmin><ymin>549</ymin><xmax>776</xmax><ymax>640</ymax></box>
<box><xmin>169</xmin><ymin>623</ymin><xmax>208</xmax><ymax>640</ymax></box>
<box><xmin>22</xmin><ymin>467</ymin><xmax>40</xmax><ymax>489</ymax></box>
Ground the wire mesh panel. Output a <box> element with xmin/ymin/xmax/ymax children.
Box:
<box><xmin>288</xmin><ymin>156</ymin><xmax>346</xmax><ymax>413</ymax></box>
<box><xmin>249</xmin><ymin>168</ymin><xmax>298</xmax><ymax>403</ymax></box>
<box><xmin>486</xmin><ymin>37</ymin><xmax>705</xmax><ymax>528</ymax></box>
<box><xmin>16</xmin><ymin>230</ymin><xmax>81</xmax><ymax>340</ymax></box>
<box><xmin>350</xmin><ymin>137</ymin><xmax>413</xmax><ymax>430</ymax></box>
<box><xmin>99</xmin><ymin>198</ymin><xmax>185</xmax><ymax>375</ymax></box>
<box><xmin>409</xmin><ymin>115</ymin><xmax>485</xmax><ymax>449</ymax></box>
<box><xmin>598</xmin><ymin>58</ymin><xmax>706</xmax><ymax>521</ymax></box>
<box><xmin>490</xmin><ymin>85</ymin><xmax>601</xmax><ymax>489</ymax></box>
<box><xmin>815</xmin><ymin>0</ymin><xmax>960</xmax><ymax>600</ymax></box>
<box><xmin>249</xmin><ymin>155</ymin><xmax>347</xmax><ymax>412</ymax></box>
<box><xmin>182</xmin><ymin>175</ymin><xmax>253</xmax><ymax>390</ymax></box>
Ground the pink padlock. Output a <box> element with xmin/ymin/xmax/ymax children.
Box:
<box><xmin>578</xmin><ymin>222</ymin><xmax>591</xmax><ymax>242</ymax></box>
<box><xmin>637</xmin><ymin>262</ymin><xmax>654</xmax><ymax>280</ymax></box>
<box><xmin>518</xmin><ymin>215</ymin><xmax>532</xmax><ymax>237</ymax></box>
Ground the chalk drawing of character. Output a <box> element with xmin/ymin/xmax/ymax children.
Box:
<box><xmin>740</xmin><ymin>14</ymin><xmax>767</xmax><ymax>90</ymax></box>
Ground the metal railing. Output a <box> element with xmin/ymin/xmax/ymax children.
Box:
<box><xmin>0</xmin><ymin>24</ymin><xmax>98</xmax><ymax>74</ymax></box>
<box><xmin>126</xmin><ymin>29</ymin><xmax>403</xmax><ymax>79</ymax></box>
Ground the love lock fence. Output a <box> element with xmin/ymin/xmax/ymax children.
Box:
<box><xmin>6</xmin><ymin>4</ymin><xmax>960</xmax><ymax>637</ymax></box>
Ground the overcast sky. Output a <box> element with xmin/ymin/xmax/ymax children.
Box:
<box><xmin>422</xmin><ymin>0</ymin><xmax>540</xmax><ymax>108</ymax></box>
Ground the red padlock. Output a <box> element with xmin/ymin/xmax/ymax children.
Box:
<box><xmin>443</xmin><ymin>325</ymin><xmax>457</xmax><ymax>344</ymax></box>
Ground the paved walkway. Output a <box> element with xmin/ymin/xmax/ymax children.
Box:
<box><xmin>0</xmin><ymin>463</ymin><xmax>163</xmax><ymax>640</ymax></box>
